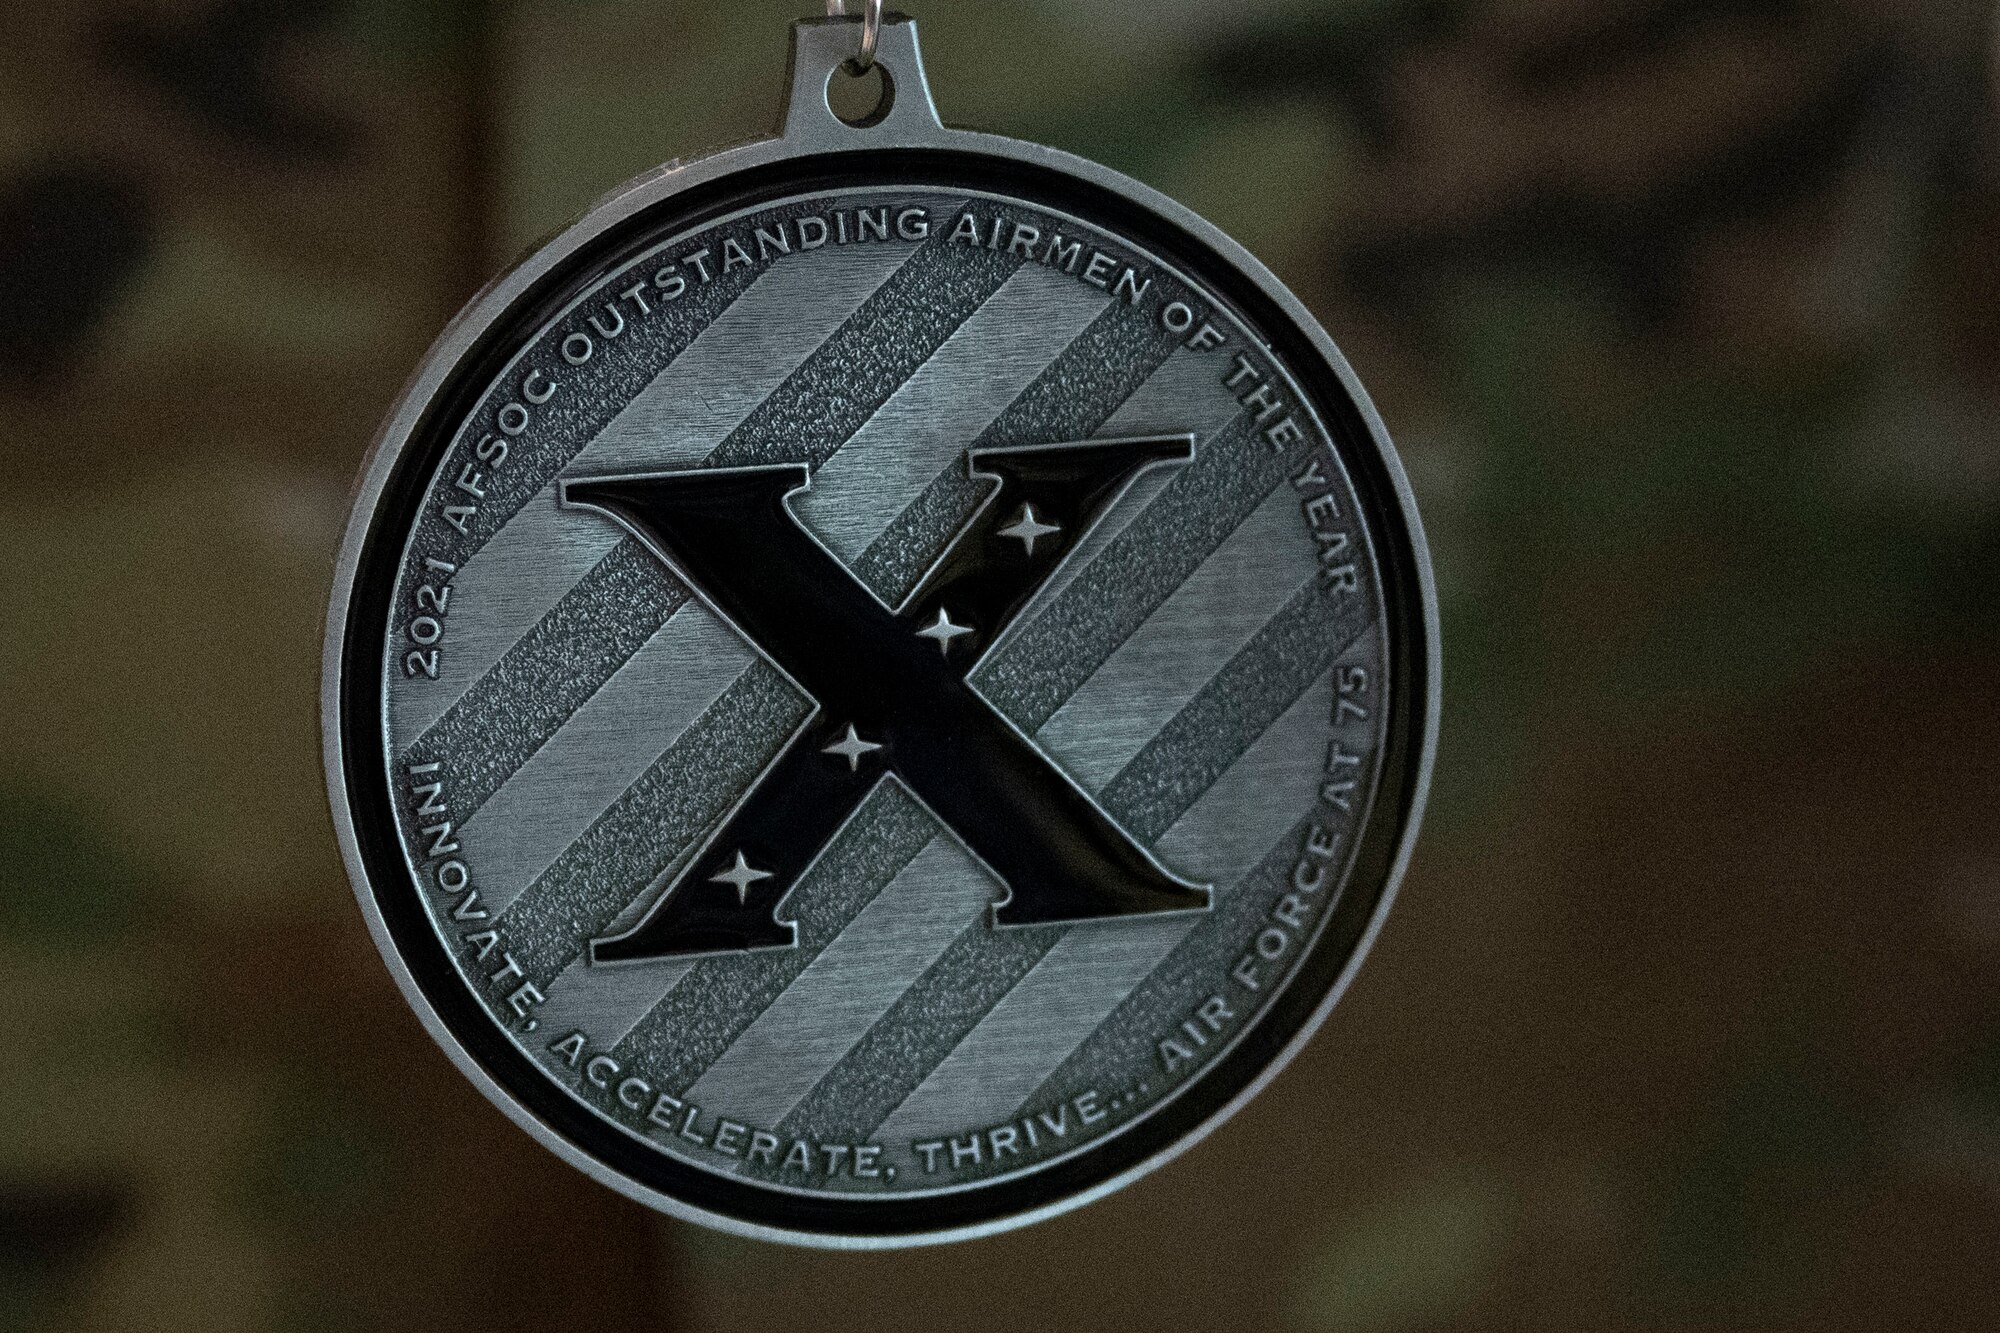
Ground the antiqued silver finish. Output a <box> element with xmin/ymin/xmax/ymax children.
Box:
<box><xmin>323</xmin><ymin>13</ymin><xmax>1437</xmax><ymax>1248</ymax></box>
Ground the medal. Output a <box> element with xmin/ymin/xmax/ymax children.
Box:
<box><xmin>324</xmin><ymin>4</ymin><xmax>1437</xmax><ymax>1246</ymax></box>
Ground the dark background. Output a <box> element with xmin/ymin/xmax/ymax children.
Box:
<box><xmin>3</xmin><ymin>1</ymin><xmax>1997</xmax><ymax>1328</ymax></box>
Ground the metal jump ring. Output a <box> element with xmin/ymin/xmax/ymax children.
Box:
<box><xmin>825</xmin><ymin>0</ymin><xmax>883</xmax><ymax>72</ymax></box>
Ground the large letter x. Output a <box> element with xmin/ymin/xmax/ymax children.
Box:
<box><xmin>561</xmin><ymin>435</ymin><xmax>1212</xmax><ymax>963</ymax></box>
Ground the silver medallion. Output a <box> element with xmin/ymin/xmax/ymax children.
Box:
<box><xmin>323</xmin><ymin>9</ymin><xmax>1437</xmax><ymax>1247</ymax></box>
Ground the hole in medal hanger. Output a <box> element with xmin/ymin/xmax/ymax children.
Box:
<box><xmin>824</xmin><ymin>0</ymin><xmax>893</xmax><ymax>127</ymax></box>
<box><xmin>827</xmin><ymin>59</ymin><xmax>894</xmax><ymax>127</ymax></box>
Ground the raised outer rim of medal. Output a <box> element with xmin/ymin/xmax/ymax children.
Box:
<box><xmin>323</xmin><ymin>20</ymin><xmax>1440</xmax><ymax>1251</ymax></box>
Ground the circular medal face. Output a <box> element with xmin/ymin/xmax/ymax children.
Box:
<box><xmin>324</xmin><ymin>18</ymin><xmax>1435</xmax><ymax>1246</ymax></box>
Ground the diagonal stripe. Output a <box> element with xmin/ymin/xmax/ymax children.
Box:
<box><xmin>493</xmin><ymin>661</ymin><xmax>812</xmax><ymax>990</ymax></box>
<box><xmin>1095</xmin><ymin>581</ymin><xmax>1369</xmax><ymax>845</ymax></box>
<box><xmin>399</xmin><ymin>227</ymin><xmax>1023</xmax><ymax>819</ymax></box>
<box><xmin>1153</xmin><ymin>666</ymin><xmax>1342</xmax><ymax>887</ymax></box>
<box><xmin>768</xmin><ymin>578</ymin><xmax>1377</xmax><ymax>1149</ymax></box>
<box><xmin>794</xmin><ymin>263</ymin><xmax>1109</xmax><ymax>564</ymax></box>
<box><xmin>681</xmin><ymin>837</ymin><xmax>995</xmax><ymax>1128</ymax></box>
<box><xmin>972</xmin><ymin>408</ymin><xmax>1287</xmax><ymax>733</ymax></box>
<box><xmin>870</xmin><ymin>662</ymin><xmax>1340</xmax><ymax>1146</ymax></box>
<box><xmin>526</xmin><ymin>955</ymin><xmax>696</xmax><ymax>1049</ymax></box>
<box><xmin>580</xmin><ymin>241</ymin><xmax>925</xmax><ymax>473</ymax></box>
<box><xmin>403</xmin><ymin>541</ymin><xmax>696</xmax><ymax>822</ymax></box>
<box><xmin>393</xmin><ymin>243</ymin><xmax>918</xmax><ymax>739</ymax></box>
<box><xmin>456</xmin><ymin>601</ymin><xmax>752</xmax><ymax>915</ymax></box>
<box><xmin>850</xmin><ymin>288</ymin><xmax>1190</xmax><ymax>606</ymax></box>
<box><xmin>603</xmin><ymin>782</ymin><xmax>940</xmax><ymax>1089</ymax></box>
<box><xmin>1017</xmin><ymin>348</ymin><xmax>1248</xmax><ymax>620</ymax></box>
<box><xmin>408</xmin><ymin>212</ymin><xmax>772</xmax><ymax>566</ymax></box>
<box><xmin>1035</xmin><ymin>485</ymin><xmax>1308</xmax><ymax>790</ymax></box>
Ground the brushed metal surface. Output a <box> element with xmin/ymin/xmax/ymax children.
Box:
<box><xmin>796</xmin><ymin>262</ymin><xmax>1107</xmax><ymax>563</ymax></box>
<box><xmin>1035</xmin><ymin>487</ymin><xmax>1313</xmax><ymax>789</ymax></box>
<box><xmin>683</xmin><ymin>836</ymin><xmax>995</xmax><ymax>1129</ymax></box>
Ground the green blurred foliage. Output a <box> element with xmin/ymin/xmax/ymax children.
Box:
<box><xmin>0</xmin><ymin>784</ymin><xmax>153</xmax><ymax>948</ymax></box>
<box><xmin>1295</xmin><ymin>1169</ymin><xmax>1508</xmax><ymax>1329</ymax></box>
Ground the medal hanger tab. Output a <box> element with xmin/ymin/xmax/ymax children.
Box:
<box><xmin>782</xmin><ymin>13</ymin><xmax>945</xmax><ymax>146</ymax></box>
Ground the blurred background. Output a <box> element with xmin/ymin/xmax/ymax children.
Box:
<box><xmin>2</xmin><ymin>0</ymin><xmax>1997</xmax><ymax>1328</ymax></box>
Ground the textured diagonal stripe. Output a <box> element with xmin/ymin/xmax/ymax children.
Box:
<box><xmin>456</xmin><ymin>602</ymin><xmax>751</xmax><ymax>915</ymax></box>
<box><xmin>1036</xmin><ymin>485</ymin><xmax>1307</xmax><ymax>789</ymax></box>
<box><xmin>873</xmin><ymin>913</ymin><xmax>1188</xmax><ymax>1144</ymax></box>
<box><xmin>770</xmin><ymin>579</ymin><xmax>1377</xmax><ymax>1148</ymax></box>
<box><xmin>794</xmin><ymin>263</ymin><xmax>1108</xmax><ymax>563</ymax></box>
<box><xmin>399</xmin><ymin>230</ymin><xmax>1022</xmax><ymax>818</ymax></box>
<box><xmin>394</xmin><ymin>243</ymin><xmax>917</xmax><ymax>739</ymax></box>
<box><xmin>1152</xmin><ymin>667</ymin><xmax>1342</xmax><ymax>885</ymax></box>
<box><xmin>972</xmin><ymin>408</ymin><xmax>1284</xmax><ymax>732</ymax></box>
<box><xmin>606</xmin><ymin>783</ymin><xmax>940</xmax><ymax>1088</ymax></box>
<box><xmin>851</xmin><ymin>287</ymin><xmax>1188</xmax><ymax>605</ymax></box>
<box><xmin>1097</xmin><ymin>579</ymin><xmax>1368</xmax><ymax>844</ymax></box>
<box><xmin>872</xmin><ymin>664</ymin><xmax>1340</xmax><ymax>1145</ymax></box>
<box><xmin>526</xmin><ymin>955</ymin><xmax>697</xmax><ymax>1049</ymax></box>
<box><xmin>681</xmin><ymin>837</ymin><xmax>996</xmax><ymax>1127</ymax></box>
<box><xmin>414</xmin><ymin>215</ymin><xmax>769</xmax><ymax>565</ymax></box>
<box><xmin>405</xmin><ymin>543</ymin><xmax>692</xmax><ymax>821</ymax></box>
<box><xmin>581</xmin><ymin>242</ymin><xmax>923</xmax><ymax>473</ymax></box>
<box><xmin>1021</xmin><ymin>349</ymin><xmax>1247</xmax><ymax>617</ymax></box>
<box><xmin>494</xmin><ymin>662</ymin><xmax>811</xmax><ymax>989</ymax></box>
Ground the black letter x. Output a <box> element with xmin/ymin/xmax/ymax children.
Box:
<box><xmin>561</xmin><ymin>435</ymin><xmax>1212</xmax><ymax>963</ymax></box>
